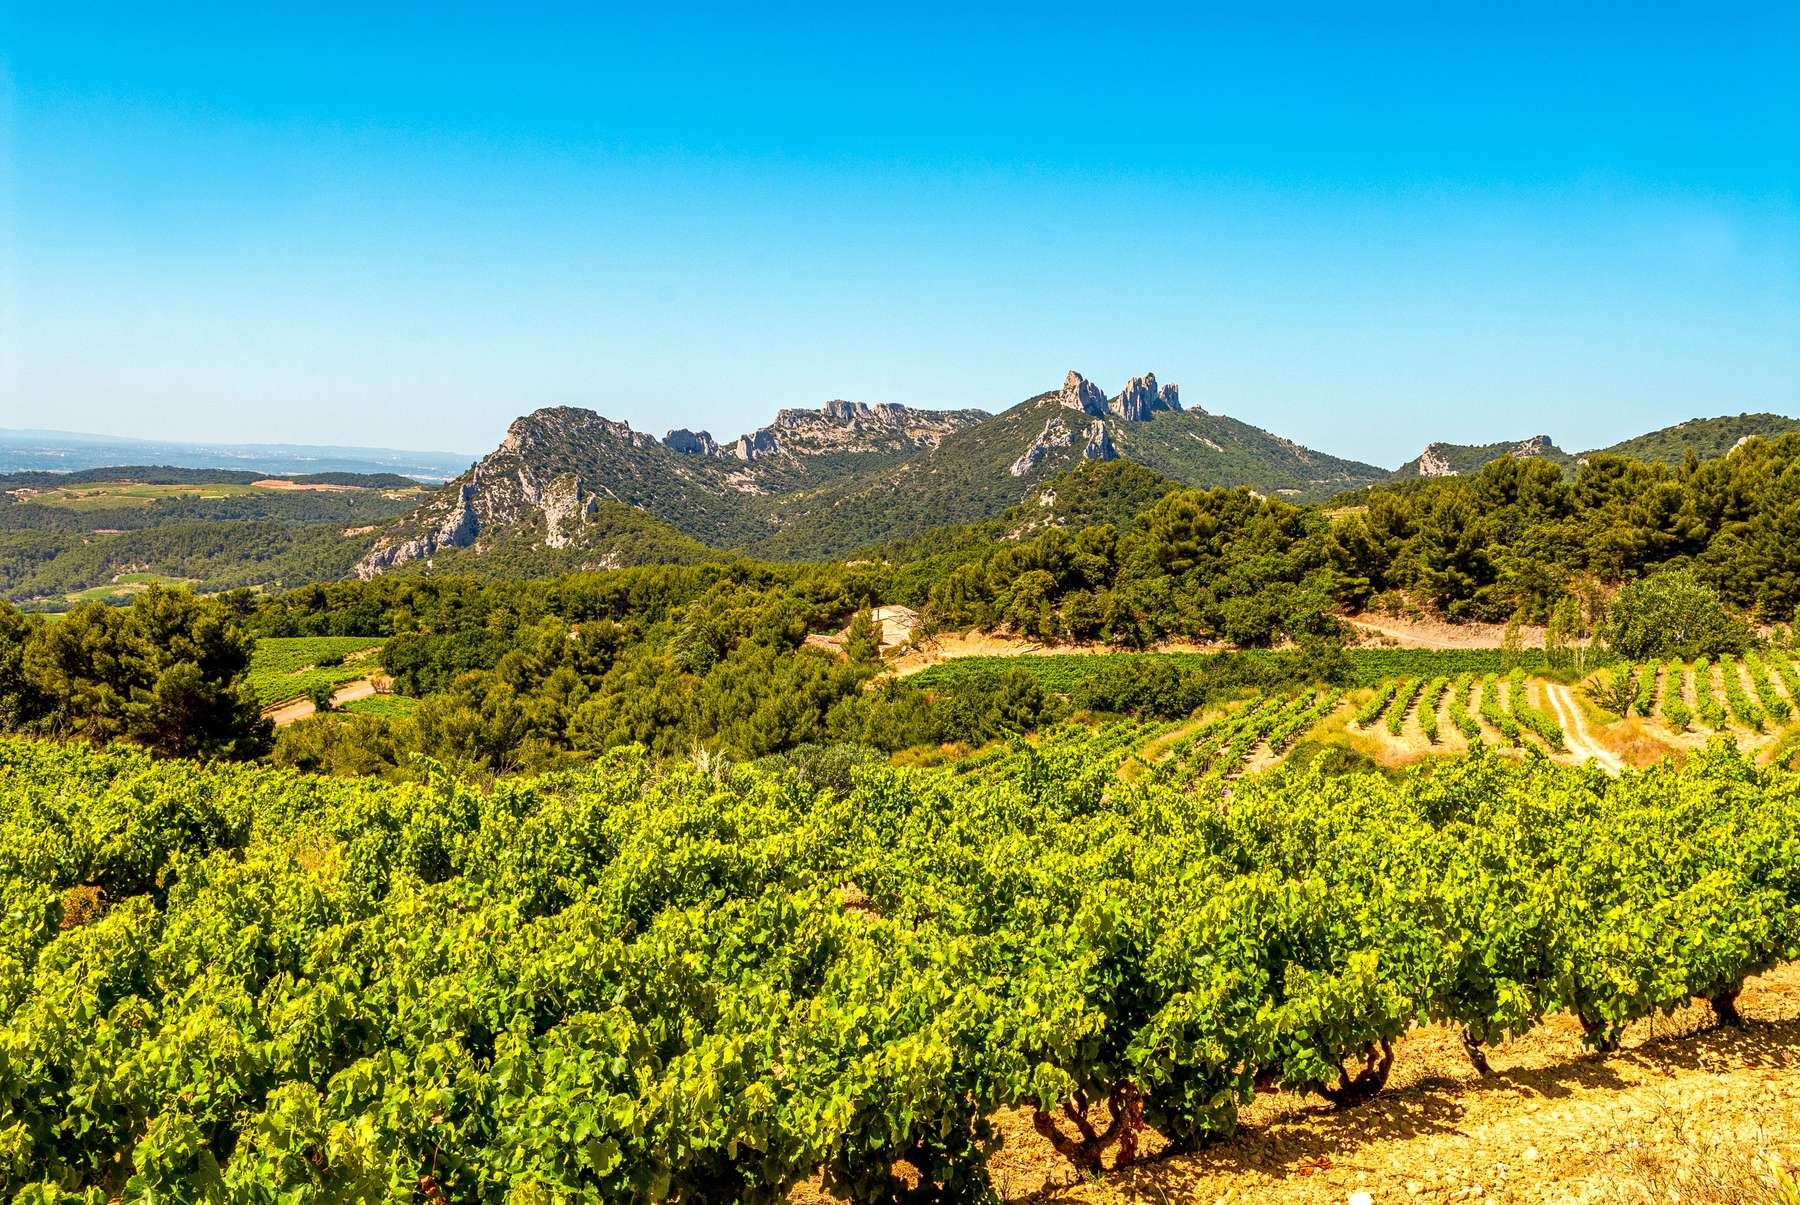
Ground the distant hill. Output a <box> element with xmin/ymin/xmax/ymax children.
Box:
<box><xmin>1589</xmin><ymin>413</ymin><xmax>1800</xmax><ymax>465</ymax></box>
<box><xmin>1390</xmin><ymin>435</ymin><xmax>1573</xmax><ymax>480</ymax></box>
<box><xmin>1383</xmin><ymin>414</ymin><xmax>1799</xmax><ymax>482</ymax></box>
<box><xmin>744</xmin><ymin>372</ymin><xmax>1389</xmax><ymax>559</ymax></box>
<box><xmin>357</xmin><ymin>371</ymin><xmax>1392</xmax><ymax>573</ymax></box>
<box><xmin>0</xmin><ymin>465</ymin><xmax>420</xmax><ymax>490</ymax></box>
<box><xmin>355</xmin><ymin>399</ymin><xmax>986</xmax><ymax>576</ymax></box>
<box><xmin>21</xmin><ymin>387</ymin><xmax>1790</xmax><ymax>598</ymax></box>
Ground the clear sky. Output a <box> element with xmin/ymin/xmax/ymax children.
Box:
<box><xmin>2</xmin><ymin>3</ymin><xmax>1796</xmax><ymax>467</ymax></box>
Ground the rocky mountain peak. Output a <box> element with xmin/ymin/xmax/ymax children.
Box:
<box><xmin>664</xmin><ymin>429</ymin><xmax>720</xmax><ymax>456</ymax></box>
<box><xmin>503</xmin><ymin>407</ymin><xmax>656</xmax><ymax>454</ymax></box>
<box><xmin>1059</xmin><ymin>371</ymin><xmax>1110</xmax><ymax>417</ymax></box>
<box><xmin>1512</xmin><ymin>435</ymin><xmax>1554</xmax><ymax>458</ymax></box>
<box><xmin>730</xmin><ymin>430</ymin><xmax>780</xmax><ymax>461</ymax></box>
<box><xmin>1110</xmin><ymin>373</ymin><xmax>1182</xmax><ymax>422</ymax></box>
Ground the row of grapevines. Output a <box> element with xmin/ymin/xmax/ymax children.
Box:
<box><xmin>1507</xmin><ymin>668</ymin><xmax>1565</xmax><ymax>751</ymax></box>
<box><xmin>1479</xmin><ymin>674</ymin><xmax>1521</xmax><ymax>744</ymax></box>
<box><xmin>1719</xmin><ymin>656</ymin><xmax>1767</xmax><ymax>732</ymax></box>
<box><xmin>1663</xmin><ymin>659</ymin><xmax>1694</xmax><ymax>732</ymax></box>
<box><xmin>1745</xmin><ymin>651</ymin><xmax>1795</xmax><ymax>723</ymax></box>
<box><xmin>1698</xmin><ymin>658</ymin><xmax>1731</xmax><ymax>730</ymax></box>
<box><xmin>4</xmin><ymin>735</ymin><xmax>1799</xmax><ymax>1199</ymax></box>
<box><xmin>1354</xmin><ymin>681</ymin><xmax>1399</xmax><ymax>727</ymax></box>
<box><xmin>1766</xmin><ymin>651</ymin><xmax>1800</xmax><ymax>715</ymax></box>
<box><xmin>1417</xmin><ymin>677</ymin><xmax>1447</xmax><ymax>743</ymax></box>
<box><xmin>1267</xmin><ymin>691</ymin><xmax>1343</xmax><ymax>753</ymax></box>
<box><xmin>1633</xmin><ymin>663</ymin><xmax>1658</xmax><ymax>717</ymax></box>
<box><xmin>1384</xmin><ymin>679</ymin><xmax>1422</xmax><ymax>737</ymax></box>
<box><xmin>1446</xmin><ymin>674</ymin><xmax>1482</xmax><ymax>742</ymax></box>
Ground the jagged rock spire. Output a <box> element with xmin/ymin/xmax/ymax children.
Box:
<box><xmin>1110</xmin><ymin>373</ymin><xmax>1182</xmax><ymax>421</ymax></box>
<box><xmin>1059</xmin><ymin>371</ymin><xmax>1109</xmax><ymax>417</ymax></box>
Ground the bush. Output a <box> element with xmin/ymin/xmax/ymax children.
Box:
<box><xmin>1602</xmin><ymin>569</ymin><xmax>1753</xmax><ymax>661</ymax></box>
<box><xmin>1663</xmin><ymin>697</ymin><xmax>1693</xmax><ymax>732</ymax></box>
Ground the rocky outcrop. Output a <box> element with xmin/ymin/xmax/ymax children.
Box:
<box><xmin>730</xmin><ymin>430</ymin><xmax>780</xmax><ymax>461</ymax></box>
<box><xmin>355</xmin><ymin>482</ymin><xmax>480</xmax><ymax>577</ymax></box>
<box><xmin>1010</xmin><ymin>417</ymin><xmax>1075</xmax><ymax>477</ymax></box>
<box><xmin>664</xmin><ymin>429</ymin><xmax>719</xmax><ymax>456</ymax></box>
<box><xmin>1406</xmin><ymin>435</ymin><xmax>1561</xmax><ymax>480</ymax></box>
<box><xmin>1109</xmin><ymin>373</ymin><xmax>1182</xmax><ymax>421</ymax></box>
<box><xmin>537</xmin><ymin>474</ymin><xmax>595</xmax><ymax>549</ymax></box>
<box><xmin>1058</xmin><ymin>371</ymin><xmax>1109</xmax><ymax>417</ymax></box>
<box><xmin>1083</xmin><ymin>422</ymin><xmax>1118</xmax><ymax>461</ymax></box>
<box><xmin>665</xmin><ymin>399</ymin><xmax>987</xmax><ymax>464</ymax></box>
<box><xmin>1417</xmin><ymin>444</ymin><xmax>1458</xmax><ymax>477</ymax></box>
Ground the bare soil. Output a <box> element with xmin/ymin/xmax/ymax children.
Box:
<box><xmin>890</xmin><ymin>631</ymin><xmax>1226</xmax><ymax>679</ymax></box>
<box><xmin>249</xmin><ymin>477</ymin><xmax>360</xmax><ymax>492</ymax></box>
<box><xmin>1540</xmin><ymin>681</ymin><xmax>1625</xmax><ymax>772</ymax></box>
<box><xmin>1349</xmin><ymin>615</ymin><xmax>1546</xmax><ymax>651</ymax></box>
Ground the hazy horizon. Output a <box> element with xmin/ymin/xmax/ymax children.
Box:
<box><xmin>4</xmin><ymin>5</ymin><xmax>1796</xmax><ymax>465</ymax></box>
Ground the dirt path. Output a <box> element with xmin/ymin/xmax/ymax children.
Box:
<box><xmin>890</xmin><ymin>632</ymin><xmax>1226</xmax><ymax>679</ymax></box>
<box><xmin>263</xmin><ymin>677</ymin><xmax>383</xmax><ymax>727</ymax></box>
<box><xmin>1541</xmin><ymin>682</ymin><xmax>1625</xmax><ymax>772</ymax></box>
<box><xmin>1349</xmin><ymin>615</ymin><xmax>1533</xmax><ymax>651</ymax></box>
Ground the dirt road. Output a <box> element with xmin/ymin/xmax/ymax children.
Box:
<box><xmin>1541</xmin><ymin>681</ymin><xmax>1625</xmax><ymax>772</ymax></box>
<box><xmin>263</xmin><ymin>677</ymin><xmax>382</xmax><ymax>727</ymax></box>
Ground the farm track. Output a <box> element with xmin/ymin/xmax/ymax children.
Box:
<box><xmin>1538</xmin><ymin>682</ymin><xmax>1623</xmax><ymax>771</ymax></box>
<box><xmin>263</xmin><ymin>677</ymin><xmax>383</xmax><ymax>727</ymax></box>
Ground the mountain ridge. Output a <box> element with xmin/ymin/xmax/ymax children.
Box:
<box><xmin>1387</xmin><ymin>413</ymin><xmax>1800</xmax><ymax>482</ymax></box>
<box><xmin>352</xmin><ymin>384</ymin><xmax>1800</xmax><ymax>577</ymax></box>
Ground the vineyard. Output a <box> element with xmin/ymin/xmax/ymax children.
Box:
<box><xmin>246</xmin><ymin>636</ymin><xmax>385</xmax><ymax>707</ymax></box>
<box><xmin>904</xmin><ymin>648</ymin><xmax>1598</xmax><ymax>694</ymax></box>
<box><xmin>1595</xmin><ymin>652</ymin><xmax>1800</xmax><ymax>751</ymax></box>
<box><xmin>3</xmin><ymin>732</ymin><xmax>1797</xmax><ymax>1201</ymax></box>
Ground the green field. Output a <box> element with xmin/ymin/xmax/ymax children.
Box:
<box><xmin>247</xmin><ymin>635</ymin><xmax>385</xmax><ymax>706</ymax></box>
<box><xmin>63</xmin><ymin>572</ymin><xmax>197</xmax><ymax>605</ymax></box>
<box><xmin>338</xmin><ymin>692</ymin><xmax>419</xmax><ymax>719</ymax></box>
<box><xmin>18</xmin><ymin>481</ymin><xmax>271</xmax><ymax>510</ymax></box>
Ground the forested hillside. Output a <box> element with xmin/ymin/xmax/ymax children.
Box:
<box><xmin>1594</xmin><ymin>412</ymin><xmax>1800</xmax><ymax>464</ymax></box>
<box><xmin>5</xmin><ymin>428</ymin><xmax>1799</xmax><ymax>780</ymax></box>
<box><xmin>6</xmin><ymin>402</ymin><xmax>1792</xmax><ymax>605</ymax></box>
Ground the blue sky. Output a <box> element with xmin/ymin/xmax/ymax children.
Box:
<box><xmin>3</xmin><ymin>3</ymin><xmax>1796</xmax><ymax>466</ymax></box>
